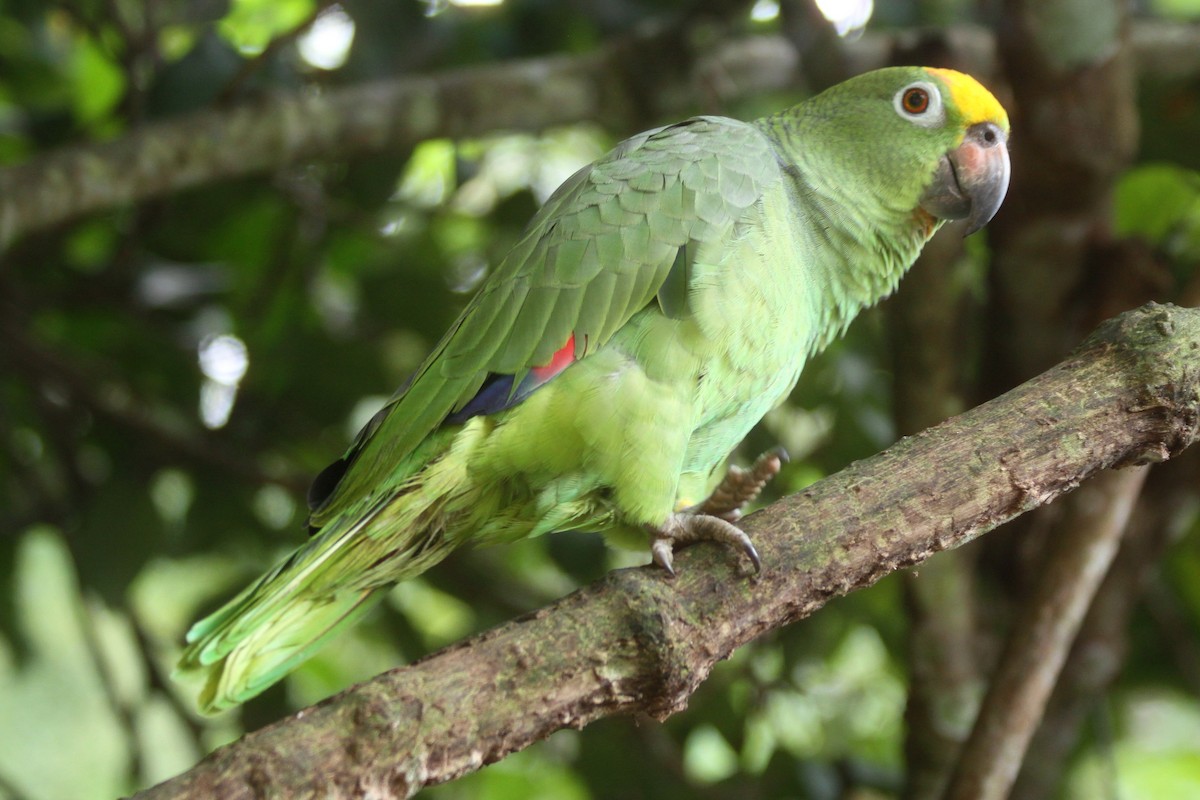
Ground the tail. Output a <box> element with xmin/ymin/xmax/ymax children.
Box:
<box><xmin>175</xmin><ymin>571</ymin><xmax>383</xmax><ymax>714</ymax></box>
<box><xmin>175</xmin><ymin>431</ymin><xmax>479</xmax><ymax>714</ymax></box>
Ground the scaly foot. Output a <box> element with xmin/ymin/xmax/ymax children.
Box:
<box><xmin>646</xmin><ymin>447</ymin><xmax>787</xmax><ymax>576</ymax></box>
<box><xmin>695</xmin><ymin>446</ymin><xmax>788</xmax><ymax>522</ymax></box>
<box><xmin>648</xmin><ymin>512</ymin><xmax>761</xmax><ymax>577</ymax></box>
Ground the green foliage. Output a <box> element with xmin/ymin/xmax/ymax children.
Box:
<box><xmin>1067</xmin><ymin>690</ymin><xmax>1200</xmax><ymax>799</ymax></box>
<box><xmin>1149</xmin><ymin>0</ymin><xmax>1200</xmax><ymax>20</ymax></box>
<box><xmin>0</xmin><ymin>527</ymin><xmax>204</xmax><ymax>798</ymax></box>
<box><xmin>218</xmin><ymin>0</ymin><xmax>316</xmax><ymax>55</ymax></box>
<box><xmin>423</xmin><ymin>739</ymin><xmax>591</xmax><ymax>800</ymax></box>
<box><xmin>1115</xmin><ymin>163</ymin><xmax>1200</xmax><ymax>285</ymax></box>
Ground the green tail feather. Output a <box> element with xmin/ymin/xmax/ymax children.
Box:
<box><xmin>175</xmin><ymin>429</ymin><xmax>477</xmax><ymax>714</ymax></box>
<box><xmin>175</xmin><ymin>586</ymin><xmax>381</xmax><ymax>714</ymax></box>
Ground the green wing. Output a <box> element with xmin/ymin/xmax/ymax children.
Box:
<box><xmin>310</xmin><ymin>116</ymin><xmax>780</xmax><ymax>526</ymax></box>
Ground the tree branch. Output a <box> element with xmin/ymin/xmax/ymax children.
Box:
<box><xmin>132</xmin><ymin>303</ymin><xmax>1200</xmax><ymax>800</ymax></box>
<box><xmin>941</xmin><ymin>466</ymin><xmax>1148</xmax><ymax>800</ymax></box>
<box><xmin>0</xmin><ymin>309</ymin><xmax>309</xmax><ymax>494</ymax></box>
<box><xmin>4</xmin><ymin>21</ymin><xmax>1199</xmax><ymax>251</ymax></box>
<box><xmin>1009</xmin><ymin>452</ymin><xmax>1198</xmax><ymax>799</ymax></box>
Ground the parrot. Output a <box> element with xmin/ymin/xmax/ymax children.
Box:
<box><xmin>176</xmin><ymin>66</ymin><xmax>1010</xmax><ymax>714</ymax></box>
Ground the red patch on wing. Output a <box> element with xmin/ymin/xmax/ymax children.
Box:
<box><xmin>442</xmin><ymin>333</ymin><xmax>580</xmax><ymax>425</ymax></box>
<box><xmin>530</xmin><ymin>333</ymin><xmax>576</xmax><ymax>382</ymax></box>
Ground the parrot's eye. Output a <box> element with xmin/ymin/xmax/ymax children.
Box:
<box><xmin>893</xmin><ymin>81</ymin><xmax>945</xmax><ymax>128</ymax></box>
<box><xmin>901</xmin><ymin>88</ymin><xmax>929</xmax><ymax>114</ymax></box>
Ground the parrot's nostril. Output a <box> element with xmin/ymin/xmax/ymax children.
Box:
<box><xmin>966</xmin><ymin>122</ymin><xmax>1004</xmax><ymax>149</ymax></box>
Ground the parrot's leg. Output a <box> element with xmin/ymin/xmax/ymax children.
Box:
<box><xmin>648</xmin><ymin>513</ymin><xmax>761</xmax><ymax>577</ymax></box>
<box><xmin>646</xmin><ymin>448</ymin><xmax>786</xmax><ymax>576</ymax></box>
<box><xmin>695</xmin><ymin>446</ymin><xmax>788</xmax><ymax>522</ymax></box>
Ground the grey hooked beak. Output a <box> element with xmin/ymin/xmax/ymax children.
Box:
<box><xmin>919</xmin><ymin>121</ymin><xmax>1011</xmax><ymax>235</ymax></box>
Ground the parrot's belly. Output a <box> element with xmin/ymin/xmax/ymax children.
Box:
<box><xmin>465</xmin><ymin>300</ymin><xmax>806</xmax><ymax>545</ymax></box>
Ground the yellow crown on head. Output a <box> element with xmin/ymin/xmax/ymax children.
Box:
<box><xmin>927</xmin><ymin>68</ymin><xmax>1010</xmax><ymax>133</ymax></box>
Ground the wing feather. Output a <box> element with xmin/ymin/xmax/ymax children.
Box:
<box><xmin>309</xmin><ymin>116</ymin><xmax>781</xmax><ymax>523</ymax></box>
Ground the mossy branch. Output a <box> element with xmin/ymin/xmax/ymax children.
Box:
<box><xmin>131</xmin><ymin>304</ymin><xmax>1200</xmax><ymax>800</ymax></box>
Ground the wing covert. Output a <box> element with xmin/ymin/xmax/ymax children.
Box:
<box><xmin>309</xmin><ymin>116</ymin><xmax>782</xmax><ymax>524</ymax></box>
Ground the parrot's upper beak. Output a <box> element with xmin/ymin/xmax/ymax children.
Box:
<box><xmin>919</xmin><ymin>122</ymin><xmax>1010</xmax><ymax>235</ymax></box>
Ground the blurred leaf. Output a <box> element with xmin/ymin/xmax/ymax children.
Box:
<box><xmin>1115</xmin><ymin>164</ymin><xmax>1200</xmax><ymax>254</ymax></box>
<box><xmin>218</xmin><ymin>0</ymin><xmax>315</xmax><ymax>54</ymax></box>
<box><xmin>134</xmin><ymin>694</ymin><xmax>204</xmax><ymax>787</ymax></box>
<box><xmin>683</xmin><ymin>724</ymin><xmax>740</xmax><ymax>783</ymax></box>
<box><xmin>1068</xmin><ymin>690</ymin><xmax>1200</xmax><ymax>798</ymax></box>
<box><xmin>388</xmin><ymin>577</ymin><xmax>476</xmax><ymax>648</ymax></box>
<box><xmin>70</xmin><ymin>32</ymin><xmax>124</xmax><ymax>128</ymax></box>
<box><xmin>64</xmin><ymin>219</ymin><xmax>119</xmax><ymax>272</ymax></box>
<box><xmin>0</xmin><ymin>527</ymin><xmax>128</xmax><ymax>800</ymax></box>
<box><xmin>1149</xmin><ymin>0</ymin><xmax>1200</xmax><ymax>20</ymax></box>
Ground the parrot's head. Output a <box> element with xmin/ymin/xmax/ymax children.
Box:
<box><xmin>793</xmin><ymin>66</ymin><xmax>1011</xmax><ymax>237</ymax></box>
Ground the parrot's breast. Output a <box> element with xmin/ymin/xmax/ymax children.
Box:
<box><xmin>456</xmin><ymin>121</ymin><xmax>937</xmax><ymax>542</ymax></box>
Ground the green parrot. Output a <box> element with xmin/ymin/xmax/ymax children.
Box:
<box><xmin>176</xmin><ymin>66</ymin><xmax>1010</xmax><ymax>713</ymax></box>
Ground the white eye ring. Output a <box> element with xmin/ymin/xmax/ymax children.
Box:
<box><xmin>893</xmin><ymin>81</ymin><xmax>945</xmax><ymax>128</ymax></box>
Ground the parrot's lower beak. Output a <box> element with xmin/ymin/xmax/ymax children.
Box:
<box><xmin>919</xmin><ymin>122</ymin><xmax>1010</xmax><ymax>235</ymax></box>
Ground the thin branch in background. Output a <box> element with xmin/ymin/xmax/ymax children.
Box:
<box><xmin>128</xmin><ymin>607</ymin><xmax>210</xmax><ymax>744</ymax></box>
<box><xmin>0</xmin><ymin>367</ymin><xmax>70</xmax><ymax>531</ymax></box>
<box><xmin>3</xmin><ymin>22</ymin><xmax>1199</xmax><ymax>253</ymax></box>
<box><xmin>1006</xmin><ymin>452</ymin><xmax>1196</xmax><ymax>799</ymax></box>
<box><xmin>902</xmin><ymin>550</ymin><xmax>980</xmax><ymax>800</ymax></box>
<box><xmin>24</xmin><ymin>362</ymin><xmax>93</xmax><ymax>512</ymax></box>
<box><xmin>886</xmin><ymin>182</ymin><xmax>981</xmax><ymax>799</ymax></box>
<box><xmin>78</xmin><ymin>599</ymin><xmax>145</xmax><ymax>785</ymax></box>
<box><xmin>1095</xmin><ymin>700</ymin><xmax>1121</xmax><ymax>800</ymax></box>
<box><xmin>0</xmin><ymin>310</ymin><xmax>310</xmax><ymax>495</ymax></box>
<box><xmin>779</xmin><ymin>0</ymin><xmax>851</xmax><ymax>91</ymax></box>
<box><xmin>941</xmin><ymin>466</ymin><xmax>1150</xmax><ymax>800</ymax></box>
<box><xmin>238</xmin><ymin>171</ymin><xmax>327</xmax><ymax>337</ymax></box>
<box><xmin>629</xmin><ymin>723</ymin><xmax>747</xmax><ymax>800</ymax></box>
<box><xmin>102</xmin><ymin>0</ymin><xmax>160</xmax><ymax>123</ymax></box>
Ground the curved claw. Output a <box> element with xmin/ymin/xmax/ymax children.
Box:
<box><xmin>647</xmin><ymin>512</ymin><xmax>762</xmax><ymax>576</ymax></box>
<box><xmin>651</xmin><ymin>538</ymin><xmax>677</xmax><ymax>577</ymax></box>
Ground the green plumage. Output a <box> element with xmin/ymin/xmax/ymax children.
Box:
<box><xmin>177</xmin><ymin>67</ymin><xmax>1010</xmax><ymax>713</ymax></box>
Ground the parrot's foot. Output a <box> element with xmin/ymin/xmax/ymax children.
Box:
<box><xmin>648</xmin><ymin>513</ymin><xmax>761</xmax><ymax>577</ymax></box>
<box><xmin>696</xmin><ymin>446</ymin><xmax>788</xmax><ymax>522</ymax></box>
<box><xmin>645</xmin><ymin>448</ymin><xmax>786</xmax><ymax>576</ymax></box>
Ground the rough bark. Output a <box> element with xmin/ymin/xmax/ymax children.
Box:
<box><xmin>130</xmin><ymin>303</ymin><xmax>1200</xmax><ymax>800</ymax></box>
<box><xmin>2</xmin><ymin>21</ymin><xmax>1198</xmax><ymax>252</ymax></box>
